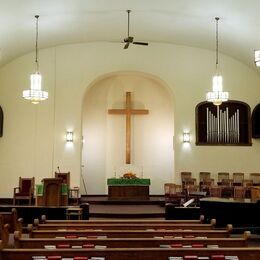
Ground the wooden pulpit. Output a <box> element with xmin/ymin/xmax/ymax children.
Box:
<box><xmin>37</xmin><ymin>178</ymin><xmax>68</xmax><ymax>206</ymax></box>
<box><xmin>42</xmin><ymin>178</ymin><xmax>62</xmax><ymax>206</ymax></box>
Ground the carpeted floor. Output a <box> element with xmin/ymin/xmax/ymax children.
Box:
<box><xmin>89</xmin><ymin>204</ymin><xmax>164</xmax><ymax>214</ymax></box>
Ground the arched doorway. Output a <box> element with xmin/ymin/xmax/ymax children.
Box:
<box><xmin>81</xmin><ymin>71</ymin><xmax>175</xmax><ymax>195</ymax></box>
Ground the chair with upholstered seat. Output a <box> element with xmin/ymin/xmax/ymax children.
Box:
<box><xmin>209</xmin><ymin>186</ymin><xmax>222</xmax><ymax>197</ymax></box>
<box><xmin>164</xmin><ymin>183</ymin><xmax>184</xmax><ymax>206</ymax></box>
<box><xmin>218</xmin><ymin>172</ymin><xmax>230</xmax><ymax>185</ymax></box>
<box><xmin>250</xmin><ymin>173</ymin><xmax>260</xmax><ymax>185</ymax></box>
<box><xmin>233</xmin><ymin>186</ymin><xmax>246</xmax><ymax>199</ymax></box>
<box><xmin>13</xmin><ymin>177</ymin><xmax>35</xmax><ymax>205</ymax></box>
<box><xmin>199</xmin><ymin>172</ymin><xmax>213</xmax><ymax>194</ymax></box>
<box><xmin>233</xmin><ymin>172</ymin><xmax>244</xmax><ymax>186</ymax></box>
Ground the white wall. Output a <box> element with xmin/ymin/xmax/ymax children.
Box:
<box><xmin>0</xmin><ymin>42</ymin><xmax>260</xmax><ymax>197</ymax></box>
<box><xmin>82</xmin><ymin>72</ymin><xmax>174</xmax><ymax>194</ymax></box>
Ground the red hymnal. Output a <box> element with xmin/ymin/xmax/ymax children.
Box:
<box><xmin>82</xmin><ymin>243</ymin><xmax>95</xmax><ymax>248</ymax></box>
<box><xmin>171</xmin><ymin>243</ymin><xmax>183</xmax><ymax>248</ymax></box>
<box><xmin>56</xmin><ymin>244</ymin><xmax>70</xmax><ymax>248</ymax></box>
<box><xmin>211</xmin><ymin>255</ymin><xmax>225</xmax><ymax>260</ymax></box>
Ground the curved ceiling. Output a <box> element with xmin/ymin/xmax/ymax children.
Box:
<box><xmin>1</xmin><ymin>0</ymin><xmax>260</xmax><ymax>69</ymax></box>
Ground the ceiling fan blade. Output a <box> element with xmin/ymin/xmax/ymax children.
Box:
<box><xmin>124</xmin><ymin>36</ymin><xmax>134</xmax><ymax>43</ymax></box>
<box><xmin>124</xmin><ymin>42</ymin><xmax>130</xmax><ymax>49</ymax></box>
<box><xmin>133</xmin><ymin>41</ymin><xmax>148</xmax><ymax>46</ymax></box>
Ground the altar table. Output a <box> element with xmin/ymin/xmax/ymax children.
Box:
<box><xmin>107</xmin><ymin>178</ymin><xmax>151</xmax><ymax>200</ymax></box>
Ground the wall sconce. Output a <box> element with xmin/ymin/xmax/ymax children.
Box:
<box><xmin>183</xmin><ymin>132</ymin><xmax>190</xmax><ymax>143</ymax></box>
<box><xmin>66</xmin><ymin>131</ymin><xmax>73</xmax><ymax>142</ymax></box>
<box><xmin>254</xmin><ymin>50</ymin><xmax>260</xmax><ymax>67</ymax></box>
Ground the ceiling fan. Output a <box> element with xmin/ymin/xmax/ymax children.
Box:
<box><xmin>123</xmin><ymin>10</ymin><xmax>148</xmax><ymax>49</ymax></box>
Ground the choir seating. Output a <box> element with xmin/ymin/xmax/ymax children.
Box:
<box><xmin>181</xmin><ymin>172</ymin><xmax>196</xmax><ymax>189</ymax></box>
<box><xmin>199</xmin><ymin>172</ymin><xmax>211</xmax><ymax>182</ymax></box>
<box><xmin>209</xmin><ymin>186</ymin><xmax>222</xmax><ymax>197</ymax></box>
<box><xmin>250</xmin><ymin>173</ymin><xmax>260</xmax><ymax>185</ymax></box>
<box><xmin>233</xmin><ymin>186</ymin><xmax>246</xmax><ymax>199</ymax></box>
<box><xmin>13</xmin><ymin>177</ymin><xmax>35</xmax><ymax>205</ymax></box>
<box><xmin>199</xmin><ymin>172</ymin><xmax>214</xmax><ymax>194</ymax></box>
<box><xmin>164</xmin><ymin>183</ymin><xmax>184</xmax><ymax>205</ymax></box>
<box><xmin>217</xmin><ymin>172</ymin><xmax>230</xmax><ymax>185</ymax></box>
<box><xmin>233</xmin><ymin>172</ymin><xmax>244</xmax><ymax>186</ymax></box>
<box><xmin>218</xmin><ymin>173</ymin><xmax>233</xmax><ymax>198</ymax></box>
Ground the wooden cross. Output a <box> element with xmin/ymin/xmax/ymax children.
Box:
<box><xmin>108</xmin><ymin>92</ymin><xmax>149</xmax><ymax>164</ymax></box>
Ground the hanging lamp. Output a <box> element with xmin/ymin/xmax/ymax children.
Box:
<box><xmin>206</xmin><ymin>17</ymin><xmax>229</xmax><ymax>106</ymax></box>
<box><xmin>22</xmin><ymin>15</ymin><xmax>48</xmax><ymax>104</ymax></box>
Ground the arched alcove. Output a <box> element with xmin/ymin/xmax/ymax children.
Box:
<box><xmin>81</xmin><ymin>71</ymin><xmax>175</xmax><ymax>195</ymax></box>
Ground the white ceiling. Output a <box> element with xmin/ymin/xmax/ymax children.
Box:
<box><xmin>1</xmin><ymin>0</ymin><xmax>260</xmax><ymax>69</ymax></box>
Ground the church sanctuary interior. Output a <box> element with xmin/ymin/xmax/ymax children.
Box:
<box><xmin>1</xmin><ymin>0</ymin><xmax>260</xmax><ymax>259</ymax></box>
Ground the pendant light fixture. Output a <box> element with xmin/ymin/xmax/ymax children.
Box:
<box><xmin>254</xmin><ymin>50</ymin><xmax>260</xmax><ymax>67</ymax></box>
<box><xmin>206</xmin><ymin>17</ymin><xmax>229</xmax><ymax>106</ymax></box>
<box><xmin>22</xmin><ymin>15</ymin><xmax>48</xmax><ymax>104</ymax></box>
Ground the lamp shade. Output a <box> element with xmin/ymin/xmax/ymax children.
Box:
<box><xmin>22</xmin><ymin>73</ymin><xmax>48</xmax><ymax>104</ymax></box>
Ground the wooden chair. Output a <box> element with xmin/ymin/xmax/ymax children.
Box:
<box><xmin>209</xmin><ymin>186</ymin><xmax>222</xmax><ymax>197</ymax></box>
<box><xmin>164</xmin><ymin>183</ymin><xmax>174</xmax><ymax>203</ymax></box>
<box><xmin>69</xmin><ymin>187</ymin><xmax>80</xmax><ymax>205</ymax></box>
<box><xmin>233</xmin><ymin>172</ymin><xmax>244</xmax><ymax>186</ymax></box>
<box><xmin>243</xmin><ymin>179</ymin><xmax>253</xmax><ymax>198</ymax></box>
<box><xmin>199</xmin><ymin>172</ymin><xmax>211</xmax><ymax>182</ymax></box>
<box><xmin>13</xmin><ymin>177</ymin><xmax>35</xmax><ymax>205</ymax></box>
<box><xmin>164</xmin><ymin>183</ymin><xmax>184</xmax><ymax>206</ymax></box>
<box><xmin>55</xmin><ymin>171</ymin><xmax>70</xmax><ymax>189</ymax></box>
<box><xmin>199</xmin><ymin>172</ymin><xmax>213</xmax><ymax>193</ymax></box>
<box><xmin>218</xmin><ymin>172</ymin><xmax>229</xmax><ymax>184</ymax></box>
<box><xmin>181</xmin><ymin>172</ymin><xmax>196</xmax><ymax>190</ymax></box>
<box><xmin>233</xmin><ymin>186</ymin><xmax>246</xmax><ymax>199</ymax></box>
<box><xmin>250</xmin><ymin>173</ymin><xmax>260</xmax><ymax>185</ymax></box>
<box><xmin>181</xmin><ymin>171</ymin><xmax>192</xmax><ymax>183</ymax></box>
<box><xmin>243</xmin><ymin>179</ymin><xmax>253</xmax><ymax>187</ymax></box>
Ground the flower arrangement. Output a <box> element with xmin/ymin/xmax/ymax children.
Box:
<box><xmin>122</xmin><ymin>172</ymin><xmax>138</xmax><ymax>179</ymax></box>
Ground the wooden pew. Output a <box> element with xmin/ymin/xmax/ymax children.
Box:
<box><xmin>0</xmin><ymin>216</ymin><xmax>10</xmax><ymax>248</ymax></box>
<box><xmin>28</xmin><ymin>225</ymin><xmax>233</xmax><ymax>238</ymax></box>
<box><xmin>33</xmin><ymin>219</ymin><xmax>216</xmax><ymax>231</ymax></box>
<box><xmin>41</xmin><ymin>214</ymin><xmax>206</xmax><ymax>224</ymax></box>
<box><xmin>14</xmin><ymin>230</ymin><xmax>251</xmax><ymax>248</ymax></box>
<box><xmin>1</xmin><ymin>244</ymin><xmax>260</xmax><ymax>260</ymax></box>
<box><xmin>0</xmin><ymin>208</ymin><xmax>22</xmax><ymax>233</ymax></box>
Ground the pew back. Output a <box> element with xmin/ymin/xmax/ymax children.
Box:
<box><xmin>0</xmin><ymin>208</ymin><xmax>22</xmax><ymax>233</ymax></box>
<box><xmin>1</xmin><ymin>246</ymin><xmax>260</xmax><ymax>260</ymax></box>
<box><xmin>29</xmin><ymin>229</ymin><xmax>231</xmax><ymax>239</ymax></box>
<box><xmin>34</xmin><ymin>222</ymin><xmax>215</xmax><ymax>231</ymax></box>
<box><xmin>14</xmin><ymin>230</ymin><xmax>250</xmax><ymax>248</ymax></box>
<box><xmin>41</xmin><ymin>214</ymin><xmax>205</xmax><ymax>224</ymax></box>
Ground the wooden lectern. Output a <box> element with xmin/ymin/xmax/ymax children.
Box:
<box><xmin>38</xmin><ymin>178</ymin><xmax>68</xmax><ymax>206</ymax></box>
